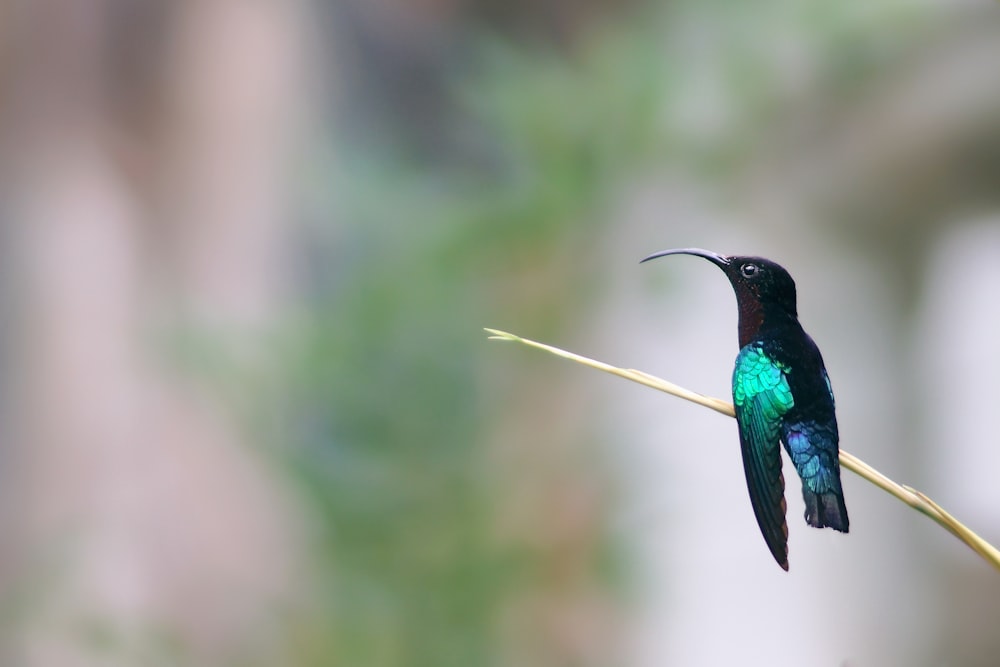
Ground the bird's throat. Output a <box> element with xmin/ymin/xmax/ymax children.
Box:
<box><xmin>737</xmin><ymin>300</ymin><xmax>797</xmax><ymax>348</ymax></box>
<box><xmin>737</xmin><ymin>299</ymin><xmax>766</xmax><ymax>348</ymax></box>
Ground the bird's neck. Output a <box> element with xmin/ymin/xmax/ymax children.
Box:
<box><xmin>738</xmin><ymin>301</ymin><xmax>798</xmax><ymax>348</ymax></box>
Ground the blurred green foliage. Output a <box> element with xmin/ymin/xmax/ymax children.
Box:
<box><xmin>275</xmin><ymin>13</ymin><xmax>671</xmax><ymax>667</ymax></box>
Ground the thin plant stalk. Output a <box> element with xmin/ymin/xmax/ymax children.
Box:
<box><xmin>485</xmin><ymin>327</ymin><xmax>1000</xmax><ymax>572</ymax></box>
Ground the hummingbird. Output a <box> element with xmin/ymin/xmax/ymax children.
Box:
<box><xmin>641</xmin><ymin>247</ymin><xmax>848</xmax><ymax>570</ymax></box>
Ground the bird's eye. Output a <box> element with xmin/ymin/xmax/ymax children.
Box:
<box><xmin>741</xmin><ymin>263</ymin><xmax>758</xmax><ymax>278</ymax></box>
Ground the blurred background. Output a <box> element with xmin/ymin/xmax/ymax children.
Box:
<box><xmin>0</xmin><ymin>0</ymin><xmax>998</xmax><ymax>665</ymax></box>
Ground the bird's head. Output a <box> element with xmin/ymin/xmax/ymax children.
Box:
<box><xmin>641</xmin><ymin>248</ymin><xmax>798</xmax><ymax>317</ymax></box>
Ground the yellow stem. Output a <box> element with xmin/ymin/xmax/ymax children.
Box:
<box><xmin>485</xmin><ymin>327</ymin><xmax>1000</xmax><ymax>572</ymax></box>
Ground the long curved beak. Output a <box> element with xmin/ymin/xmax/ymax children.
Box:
<box><xmin>639</xmin><ymin>247</ymin><xmax>731</xmax><ymax>268</ymax></box>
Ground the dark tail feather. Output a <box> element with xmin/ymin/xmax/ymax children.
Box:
<box><xmin>803</xmin><ymin>490</ymin><xmax>849</xmax><ymax>533</ymax></box>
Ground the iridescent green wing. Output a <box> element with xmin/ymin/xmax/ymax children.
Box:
<box><xmin>732</xmin><ymin>345</ymin><xmax>795</xmax><ymax>570</ymax></box>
